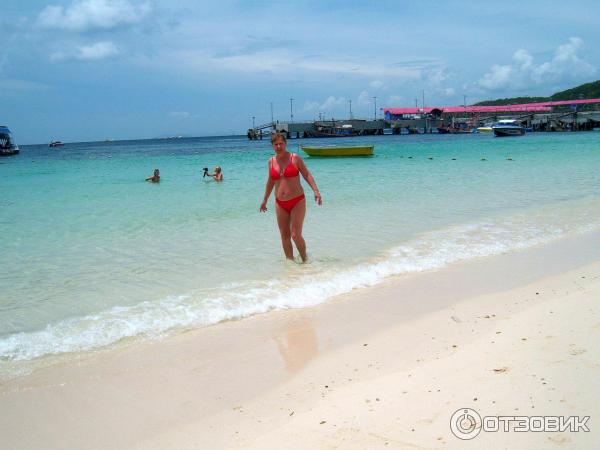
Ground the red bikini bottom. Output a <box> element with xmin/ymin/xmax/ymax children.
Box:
<box><xmin>275</xmin><ymin>194</ymin><xmax>305</xmax><ymax>213</ymax></box>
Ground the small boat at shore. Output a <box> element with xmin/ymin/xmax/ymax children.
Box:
<box><xmin>476</xmin><ymin>126</ymin><xmax>493</xmax><ymax>133</ymax></box>
<box><xmin>49</xmin><ymin>140</ymin><xmax>65</xmax><ymax>147</ymax></box>
<box><xmin>437</xmin><ymin>123</ymin><xmax>473</xmax><ymax>134</ymax></box>
<box><xmin>300</xmin><ymin>145</ymin><xmax>374</xmax><ymax>157</ymax></box>
<box><xmin>0</xmin><ymin>126</ymin><xmax>19</xmax><ymax>156</ymax></box>
<box><xmin>308</xmin><ymin>123</ymin><xmax>360</xmax><ymax>138</ymax></box>
<box><xmin>492</xmin><ymin>120</ymin><xmax>525</xmax><ymax>137</ymax></box>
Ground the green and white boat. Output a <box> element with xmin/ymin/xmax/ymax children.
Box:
<box><xmin>300</xmin><ymin>145</ymin><xmax>374</xmax><ymax>157</ymax></box>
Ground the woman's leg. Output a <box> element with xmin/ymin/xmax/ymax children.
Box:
<box><xmin>290</xmin><ymin>198</ymin><xmax>307</xmax><ymax>262</ymax></box>
<box><xmin>275</xmin><ymin>204</ymin><xmax>294</xmax><ymax>260</ymax></box>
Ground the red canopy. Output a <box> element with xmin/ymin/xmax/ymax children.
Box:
<box><xmin>383</xmin><ymin>98</ymin><xmax>600</xmax><ymax>115</ymax></box>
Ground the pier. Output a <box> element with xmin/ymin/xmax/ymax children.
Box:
<box><xmin>247</xmin><ymin>118</ymin><xmax>442</xmax><ymax>139</ymax></box>
<box><xmin>247</xmin><ymin>98</ymin><xmax>600</xmax><ymax>139</ymax></box>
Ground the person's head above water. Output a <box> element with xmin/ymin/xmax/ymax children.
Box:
<box><xmin>271</xmin><ymin>132</ymin><xmax>287</xmax><ymax>144</ymax></box>
<box><xmin>271</xmin><ymin>132</ymin><xmax>287</xmax><ymax>153</ymax></box>
<box><xmin>146</xmin><ymin>168</ymin><xmax>160</xmax><ymax>182</ymax></box>
<box><xmin>214</xmin><ymin>166</ymin><xmax>221</xmax><ymax>174</ymax></box>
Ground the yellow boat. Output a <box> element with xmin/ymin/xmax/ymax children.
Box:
<box><xmin>300</xmin><ymin>145</ymin><xmax>374</xmax><ymax>157</ymax></box>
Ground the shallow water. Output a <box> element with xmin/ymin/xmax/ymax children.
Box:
<box><xmin>1</xmin><ymin>132</ymin><xmax>599</xmax><ymax>367</ymax></box>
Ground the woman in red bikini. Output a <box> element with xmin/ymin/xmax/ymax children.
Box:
<box><xmin>260</xmin><ymin>132</ymin><xmax>322</xmax><ymax>262</ymax></box>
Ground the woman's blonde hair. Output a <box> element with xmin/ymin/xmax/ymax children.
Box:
<box><xmin>270</xmin><ymin>132</ymin><xmax>287</xmax><ymax>143</ymax></box>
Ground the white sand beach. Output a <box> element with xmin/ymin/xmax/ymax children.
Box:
<box><xmin>1</xmin><ymin>231</ymin><xmax>599</xmax><ymax>449</ymax></box>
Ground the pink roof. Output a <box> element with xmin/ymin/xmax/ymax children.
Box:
<box><xmin>383</xmin><ymin>98</ymin><xmax>600</xmax><ymax>115</ymax></box>
<box><xmin>384</xmin><ymin>105</ymin><xmax>551</xmax><ymax>114</ymax></box>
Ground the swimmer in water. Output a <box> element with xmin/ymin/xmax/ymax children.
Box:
<box><xmin>206</xmin><ymin>166</ymin><xmax>223</xmax><ymax>181</ymax></box>
<box><xmin>145</xmin><ymin>169</ymin><xmax>160</xmax><ymax>183</ymax></box>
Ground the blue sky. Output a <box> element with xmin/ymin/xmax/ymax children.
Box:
<box><xmin>2</xmin><ymin>0</ymin><xmax>599</xmax><ymax>144</ymax></box>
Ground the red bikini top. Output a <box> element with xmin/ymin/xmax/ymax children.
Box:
<box><xmin>270</xmin><ymin>154</ymin><xmax>299</xmax><ymax>180</ymax></box>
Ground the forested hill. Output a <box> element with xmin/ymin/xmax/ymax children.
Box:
<box><xmin>474</xmin><ymin>80</ymin><xmax>600</xmax><ymax>106</ymax></box>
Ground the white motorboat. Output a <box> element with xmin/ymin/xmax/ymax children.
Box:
<box><xmin>0</xmin><ymin>125</ymin><xmax>19</xmax><ymax>156</ymax></box>
<box><xmin>492</xmin><ymin>120</ymin><xmax>525</xmax><ymax>137</ymax></box>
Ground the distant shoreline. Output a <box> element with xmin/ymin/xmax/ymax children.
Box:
<box><xmin>19</xmin><ymin>134</ymin><xmax>249</xmax><ymax>147</ymax></box>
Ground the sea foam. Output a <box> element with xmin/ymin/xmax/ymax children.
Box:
<box><xmin>1</xmin><ymin>196</ymin><xmax>598</xmax><ymax>363</ymax></box>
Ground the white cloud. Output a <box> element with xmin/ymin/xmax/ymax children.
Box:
<box><xmin>302</xmin><ymin>97</ymin><xmax>351</xmax><ymax>114</ymax></box>
<box><xmin>52</xmin><ymin>41</ymin><xmax>119</xmax><ymax>61</ymax></box>
<box><xmin>167</xmin><ymin>48</ymin><xmax>423</xmax><ymax>81</ymax></box>
<box><xmin>300</xmin><ymin>96</ymin><xmax>348</xmax><ymax>115</ymax></box>
<box><xmin>168</xmin><ymin>111</ymin><xmax>203</xmax><ymax>121</ymax></box>
<box><xmin>302</xmin><ymin>101</ymin><xmax>320</xmax><ymax>113</ymax></box>
<box><xmin>513</xmin><ymin>49</ymin><xmax>533</xmax><ymax>70</ymax></box>
<box><xmin>357</xmin><ymin>90</ymin><xmax>371</xmax><ymax>105</ymax></box>
<box><xmin>320</xmin><ymin>96</ymin><xmax>346</xmax><ymax>110</ymax></box>
<box><xmin>369</xmin><ymin>80</ymin><xmax>384</xmax><ymax>89</ymax></box>
<box><xmin>424</xmin><ymin>67</ymin><xmax>448</xmax><ymax>86</ymax></box>
<box><xmin>300</xmin><ymin>95</ymin><xmax>346</xmax><ymax>117</ymax></box>
<box><xmin>78</xmin><ymin>41</ymin><xmax>119</xmax><ymax>60</ymax></box>
<box><xmin>556</xmin><ymin>37</ymin><xmax>585</xmax><ymax>63</ymax></box>
<box><xmin>477</xmin><ymin>37</ymin><xmax>596</xmax><ymax>90</ymax></box>
<box><xmin>478</xmin><ymin>64</ymin><xmax>512</xmax><ymax>89</ymax></box>
<box><xmin>38</xmin><ymin>0</ymin><xmax>152</xmax><ymax>32</ymax></box>
<box><xmin>442</xmin><ymin>87</ymin><xmax>455</xmax><ymax>97</ymax></box>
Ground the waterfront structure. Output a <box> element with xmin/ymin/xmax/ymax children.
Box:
<box><xmin>384</xmin><ymin>98</ymin><xmax>600</xmax><ymax>118</ymax></box>
<box><xmin>247</xmin><ymin>98</ymin><xmax>600</xmax><ymax>139</ymax></box>
<box><xmin>385</xmin><ymin>98</ymin><xmax>600</xmax><ymax>133</ymax></box>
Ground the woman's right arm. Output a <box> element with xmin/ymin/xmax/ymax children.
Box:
<box><xmin>260</xmin><ymin>165</ymin><xmax>275</xmax><ymax>212</ymax></box>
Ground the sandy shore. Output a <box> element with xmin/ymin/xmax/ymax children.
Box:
<box><xmin>1</xmin><ymin>232</ymin><xmax>599</xmax><ymax>449</ymax></box>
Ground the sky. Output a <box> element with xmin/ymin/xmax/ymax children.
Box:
<box><xmin>1</xmin><ymin>0</ymin><xmax>599</xmax><ymax>144</ymax></box>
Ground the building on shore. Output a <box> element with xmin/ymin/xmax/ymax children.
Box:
<box><xmin>247</xmin><ymin>98</ymin><xmax>600</xmax><ymax>139</ymax></box>
<box><xmin>384</xmin><ymin>98</ymin><xmax>600</xmax><ymax>132</ymax></box>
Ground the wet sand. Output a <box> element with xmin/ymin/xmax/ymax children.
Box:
<box><xmin>1</xmin><ymin>232</ymin><xmax>599</xmax><ymax>449</ymax></box>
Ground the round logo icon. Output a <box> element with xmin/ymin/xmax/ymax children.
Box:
<box><xmin>450</xmin><ymin>408</ymin><xmax>482</xmax><ymax>440</ymax></box>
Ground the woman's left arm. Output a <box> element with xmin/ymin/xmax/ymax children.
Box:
<box><xmin>296</xmin><ymin>155</ymin><xmax>322</xmax><ymax>205</ymax></box>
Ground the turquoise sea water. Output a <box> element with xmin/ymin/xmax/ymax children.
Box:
<box><xmin>1</xmin><ymin>132</ymin><xmax>599</xmax><ymax>374</ymax></box>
